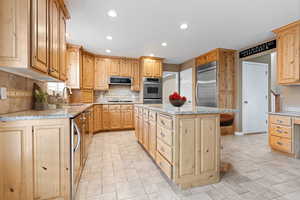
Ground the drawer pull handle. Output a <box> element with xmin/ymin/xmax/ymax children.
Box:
<box><xmin>277</xmin><ymin>120</ymin><xmax>283</xmax><ymax>123</ymax></box>
<box><xmin>9</xmin><ymin>188</ymin><xmax>14</xmax><ymax>192</ymax></box>
<box><xmin>160</xmin><ymin>131</ymin><xmax>165</xmax><ymax>137</ymax></box>
<box><xmin>277</xmin><ymin>142</ymin><xmax>283</xmax><ymax>146</ymax></box>
<box><xmin>161</xmin><ymin>120</ymin><xmax>165</xmax><ymax>125</ymax></box>
<box><xmin>276</xmin><ymin>130</ymin><xmax>283</xmax><ymax>133</ymax></box>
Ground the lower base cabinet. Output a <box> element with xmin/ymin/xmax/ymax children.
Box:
<box><xmin>93</xmin><ymin>104</ymin><xmax>134</xmax><ymax>132</ymax></box>
<box><xmin>0</xmin><ymin>119</ymin><xmax>71</xmax><ymax>200</ymax></box>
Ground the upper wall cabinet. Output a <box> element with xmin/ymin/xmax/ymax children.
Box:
<box><xmin>66</xmin><ymin>44</ymin><xmax>82</xmax><ymax>89</ymax></box>
<box><xmin>109</xmin><ymin>59</ymin><xmax>120</xmax><ymax>76</ymax></box>
<box><xmin>0</xmin><ymin>0</ymin><xmax>69</xmax><ymax>81</ymax></box>
<box><xmin>131</xmin><ymin>60</ymin><xmax>140</xmax><ymax>91</ymax></box>
<box><xmin>94</xmin><ymin>57</ymin><xmax>109</xmax><ymax>91</ymax></box>
<box><xmin>141</xmin><ymin>57</ymin><xmax>163</xmax><ymax>78</ymax></box>
<box><xmin>273</xmin><ymin>20</ymin><xmax>300</xmax><ymax>85</ymax></box>
<box><xmin>81</xmin><ymin>52</ymin><xmax>95</xmax><ymax>89</ymax></box>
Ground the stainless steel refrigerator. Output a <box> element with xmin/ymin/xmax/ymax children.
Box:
<box><xmin>196</xmin><ymin>61</ymin><xmax>218</xmax><ymax>107</ymax></box>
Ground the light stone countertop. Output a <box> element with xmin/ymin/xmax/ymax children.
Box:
<box><xmin>0</xmin><ymin>104</ymin><xmax>93</xmax><ymax>121</ymax></box>
<box><xmin>135</xmin><ymin>104</ymin><xmax>239</xmax><ymax>115</ymax></box>
<box><xmin>269</xmin><ymin>111</ymin><xmax>300</xmax><ymax>117</ymax></box>
<box><xmin>94</xmin><ymin>101</ymin><xmax>143</xmax><ymax>105</ymax></box>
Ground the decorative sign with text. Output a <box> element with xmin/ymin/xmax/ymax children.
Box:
<box><xmin>239</xmin><ymin>40</ymin><xmax>276</xmax><ymax>58</ymax></box>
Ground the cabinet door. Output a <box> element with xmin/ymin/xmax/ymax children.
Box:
<box><xmin>33</xmin><ymin>123</ymin><xmax>69</xmax><ymax>200</ymax></box>
<box><xmin>134</xmin><ymin>116</ymin><xmax>139</xmax><ymax>139</ymax></box>
<box><xmin>59</xmin><ymin>10</ymin><xmax>67</xmax><ymax>81</ymax></box>
<box><xmin>143</xmin><ymin>121</ymin><xmax>149</xmax><ymax>150</ymax></box>
<box><xmin>94</xmin><ymin>58</ymin><xmax>109</xmax><ymax>90</ymax></box>
<box><xmin>66</xmin><ymin>47</ymin><xmax>80</xmax><ymax>89</ymax></box>
<box><xmin>93</xmin><ymin>105</ymin><xmax>102</xmax><ymax>132</ymax></box>
<box><xmin>122</xmin><ymin>110</ymin><xmax>133</xmax><ymax>129</ymax></box>
<box><xmin>102</xmin><ymin>110</ymin><xmax>111</xmax><ymax>130</ymax></box>
<box><xmin>120</xmin><ymin>59</ymin><xmax>132</xmax><ymax>77</ymax></box>
<box><xmin>109</xmin><ymin>59</ymin><xmax>120</xmax><ymax>76</ymax></box>
<box><xmin>110</xmin><ymin>110</ymin><xmax>121</xmax><ymax>129</ymax></box>
<box><xmin>82</xmin><ymin>53</ymin><xmax>94</xmax><ymax>89</ymax></box>
<box><xmin>143</xmin><ymin>60</ymin><xmax>154</xmax><ymax>77</ymax></box>
<box><xmin>153</xmin><ymin>60</ymin><xmax>162</xmax><ymax>77</ymax></box>
<box><xmin>131</xmin><ymin>60</ymin><xmax>140</xmax><ymax>91</ymax></box>
<box><xmin>277</xmin><ymin>26</ymin><xmax>300</xmax><ymax>84</ymax></box>
<box><xmin>138</xmin><ymin>117</ymin><xmax>143</xmax><ymax>143</ymax></box>
<box><xmin>0</xmin><ymin>126</ymin><xmax>33</xmax><ymax>200</ymax></box>
<box><xmin>149</xmin><ymin>121</ymin><xmax>157</xmax><ymax>159</ymax></box>
<box><xmin>31</xmin><ymin>0</ymin><xmax>49</xmax><ymax>73</ymax></box>
<box><xmin>0</xmin><ymin>0</ymin><xmax>30</xmax><ymax>68</ymax></box>
<box><xmin>49</xmin><ymin>0</ymin><xmax>60</xmax><ymax>78</ymax></box>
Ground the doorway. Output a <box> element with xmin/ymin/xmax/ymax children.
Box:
<box><xmin>242</xmin><ymin>61</ymin><xmax>269</xmax><ymax>134</ymax></box>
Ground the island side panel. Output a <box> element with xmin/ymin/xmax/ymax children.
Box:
<box><xmin>173</xmin><ymin>114</ymin><xmax>220</xmax><ymax>189</ymax></box>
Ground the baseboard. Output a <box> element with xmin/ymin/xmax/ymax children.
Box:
<box><xmin>234</xmin><ymin>131</ymin><xmax>244</xmax><ymax>136</ymax></box>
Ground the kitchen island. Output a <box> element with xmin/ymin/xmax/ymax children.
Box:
<box><xmin>134</xmin><ymin>104</ymin><xmax>237</xmax><ymax>189</ymax></box>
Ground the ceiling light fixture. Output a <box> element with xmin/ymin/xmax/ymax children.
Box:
<box><xmin>106</xmin><ymin>35</ymin><xmax>113</xmax><ymax>40</ymax></box>
<box><xmin>106</xmin><ymin>49</ymin><xmax>111</xmax><ymax>53</ymax></box>
<box><xmin>161</xmin><ymin>42</ymin><xmax>167</xmax><ymax>47</ymax></box>
<box><xmin>107</xmin><ymin>9</ymin><xmax>117</xmax><ymax>18</ymax></box>
<box><xmin>180</xmin><ymin>23</ymin><xmax>188</xmax><ymax>30</ymax></box>
<box><xmin>149</xmin><ymin>53</ymin><xmax>154</xmax><ymax>57</ymax></box>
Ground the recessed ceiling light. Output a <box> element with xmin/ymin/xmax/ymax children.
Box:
<box><xmin>180</xmin><ymin>23</ymin><xmax>188</xmax><ymax>30</ymax></box>
<box><xmin>106</xmin><ymin>35</ymin><xmax>113</xmax><ymax>40</ymax></box>
<box><xmin>149</xmin><ymin>53</ymin><xmax>154</xmax><ymax>57</ymax></box>
<box><xmin>107</xmin><ymin>9</ymin><xmax>117</xmax><ymax>18</ymax></box>
<box><xmin>106</xmin><ymin>49</ymin><xmax>111</xmax><ymax>53</ymax></box>
<box><xmin>161</xmin><ymin>42</ymin><xmax>167</xmax><ymax>47</ymax></box>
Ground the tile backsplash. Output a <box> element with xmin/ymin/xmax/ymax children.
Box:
<box><xmin>0</xmin><ymin>70</ymin><xmax>46</xmax><ymax>114</ymax></box>
<box><xmin>94</xmin><ymin>85</ymin><xmax>140</xmax><ymax>102</ymax></box>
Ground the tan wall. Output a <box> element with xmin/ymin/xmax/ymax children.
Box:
<box><xmin>0</xmin><ymin>70</ymin><xmax>45</xmax><ymax>114</ymax></box>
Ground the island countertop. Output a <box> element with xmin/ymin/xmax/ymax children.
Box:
<box><xmin>0</xmin><ymin>104</ymin><xmax>93</xmax><ymax>121</ymax></box>
<box><xmin>135</xmin><ymin>104</ymin><xmax>238</xmax><ymax>115</ymax></box>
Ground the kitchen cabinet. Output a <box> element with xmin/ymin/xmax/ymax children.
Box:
<box><xmin>120</xmin><ymin>59</ymin><xmax>132</xmax><ymax>77</ymax></box>
<box><xmin>141</xmin><ymin>57</ymin><xmax>163</xmax><ymax>78</ymax></box>
<box><xmin>82</xmin><ymin>52</ymin><xmax>95</xmax><ymax>89</ymax></box>
<box><xmin>273</xmin><ymin>20</ymin><xmax>300</xmax><ymax>85</ymax></box>
<box><xmin>121</xmin><ymin>105</ymin><xmax>134</xmax><ymax>129</ymax></box>
<box><xmin>66</xmin><ymin>44</ymin><xmax>82</xmax><ymax>89</ymax></box>
<box><xmin>0</xmin><ymin>118</ymin><xmax>71</xmax><ymax>200</ymax></box>
<box><xmin>69</xmin><ymin>89</ymin><xmax>94</xmax><ymax>103</ymax></box>
<box><xmin>94</xmin><ymin>57</ymin><xmax>109</xmax><ymax>90</ymax></box>
<box><xmin>131</xmin><ymin>60</ymin><xmax>141</xmax><ymax>91</ymax></box>
<box><xmin>94</xmin><ymin>105</ymin><xmax>103</xmax><ymax>132</ymax></box>
<box><xmin>102</xmin><ymin>108</ymin><xmax>111</xmax><ymax>130</ymax></box>
<box><xmin>109</xmin><ymin>59</ymin><xmax>120</xmax><ymax>76</ymax></box>
<box><xmin>110</xmin><ymin>110</ymin><xmax>122</xmax><ymax>129</ymax></box>
<box><xmin>135</xmin><ymin>105</ymin><xmax>221</xmax><ymax>189</ymax></box>
<box><xmin>0</xmin><ymin>0</ymin><xmax>68</xmax><ymax>81</ymax></box>
<box><xmin>59</xmin><ymin>9</ymin><xmax>67</xmax><ymax>81</ymax></box>
<box><xmin>49</xmin><ymin>0</ymin><xmax>60</xmax><ymax>78</ymax></box>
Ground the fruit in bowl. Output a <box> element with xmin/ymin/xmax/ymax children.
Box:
<box><xmin>169</xmin><ymin>92</ymin><xmax>187</xmax><ymax>107</ymax></box>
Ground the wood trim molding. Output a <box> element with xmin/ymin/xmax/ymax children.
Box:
<box><xmin>272</xmin><ymin>19</ymin><xmax>300</xmax><ymax>33</ymax></box>
<box><xmin>163</xmin><ymin>63</ymin><xmax>180</xmax><ymax>72</ymax></box>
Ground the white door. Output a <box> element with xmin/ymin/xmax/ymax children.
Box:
<box><xmin>242</xmin><ymin>62</ymin><xmax>269</xmax><ymax>134</ymax></box>
<box><xmin>180</xmin><ymin>68</ymin><xmax>193</xmax><ymax>105</ymax></box>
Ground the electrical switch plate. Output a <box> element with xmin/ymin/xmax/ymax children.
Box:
<box><xmin>0</xmin><ymin>87</ymin><xmax>7</xmax><ymax>99</ymax></box>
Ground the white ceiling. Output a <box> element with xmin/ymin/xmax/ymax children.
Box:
<box><xmin>66</xmin><ymin>0</ymin><xmax>300</xmax><ymax>64</ymax></box>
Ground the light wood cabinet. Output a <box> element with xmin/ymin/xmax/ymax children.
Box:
<box><xmin>109</xmin><ymin>59</ymin><xmax>120</xmax><ymax>76</ymax></box>
<box><xmin>143</xmin><ymin>121</ymin><xmax>149</xmax><ymax>150</ymax></box>
<box><xmin>0</xmin><ymin>0</ymin><xmax>68</xmax><ymax>81</ymax></box>
<box><xmin>0</xmin><ymin>118</ymin><xmax>71</xmax><ymax>200</ymax></box>
<box><xmin>121</xmin><ymin>109</ymin><xmax>134</xmax><ymax>129</ymax></box>
<box><xmin>149</xmin><ymin>120</ymin><xmax>157</xmax><ymax>159</ymax></box>
<box><xmin>81</xmin><ymin>52</ymin><xmax>94</xmax><ymax>89</ymax></box>
<box><xmin>69</xmin><ymin>89</ymin><xmax>94</xmax><ymax>103</ymax></box>
<box><xmin>59</xmin><ymin>9</ymin><xmax>67</xmax><ymax>81</ymax></box>
<box><xmin>93</xmin><ymin>105</ymin><xmax>103</xmax><ymax>132</ymax></box>
<box><xmin>120</xmin><ymin>59</ymin><xmax>132</xmax><ymax>77</ymax></box>
<box><xmin>141</xmin><ymin>57</ymin><xmax>163</xmax><ymax>78</ymax></box>
<box><xmin>94</xmin><ymin>58</ymin><xmax>109</xmax><ymax>90</ymax></box>
<box><xmin>66</xmin><ymin>45</ymin><xmax>82</xmax><ymax>89</ymax></box>
<box><xmin>273</xmin><ymin>20</ymin><xmax>300</xmax><ymax>85</ymax></box>
<box><xmin>109</xmin><ymin>110</ymin><xmax>121</xmax><ymax>129</ymax></box>
<box><xmin>131</xmin><ymin>60</ymin><xmax>140</xmax><ymax>91</ymax></box>
<box><xmin>102</xmin><ymin>109</ymin><xmax>111</xmax><ymax>130</ymax></box>
<box><xmin>31</xmin><ymin>0</ymin><xmax>49</xmax><ymax>73</ymax></box>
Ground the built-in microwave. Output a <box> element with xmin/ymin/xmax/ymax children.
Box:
<box><xmin>109</xmin><ymin>76</ymin><xmax>132</xmax><ymax>85</ymax></box>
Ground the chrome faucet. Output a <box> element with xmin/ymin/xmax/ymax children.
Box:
<box><xmin>62</xmin><ymin>86</ymin><xmax>72</xmax><ymax>104</ymax></box>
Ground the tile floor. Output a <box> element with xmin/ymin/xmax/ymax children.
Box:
<box><xmin>76</xmin><ymin>131</ymin><xmax>300</xmax><ymax>200</ymax></box>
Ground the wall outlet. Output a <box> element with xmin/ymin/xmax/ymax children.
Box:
<box><xmin>0</xmin><ymin>87</ymin><xmax>7</xmax><ymax>100</ymax></box>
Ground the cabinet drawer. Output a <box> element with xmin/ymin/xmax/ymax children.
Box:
<box><xmin>294</xmin><ymin>117</ymin><xmax>300</xmax><ymax>124</ymax></box>
<box><xmin>139</xmin><ymin>108</ymin><xmax>143</xmax><ymax>116</ymax></box>
<box><xmin>270</xmin><ymin>136</ymin><xmax>292</xmax><ymax>154</ymax></box>
<box><xmin>157</xmin><ymin>126</ymin><xmax>173</xmax><ymax>146</ymax></box>
<box><xmin>157</xmin><ymin>139</ymin><xmax>172</xmax><ymax>163</ymax></box>
<box><xmin>156</xmin><ymin>152</ymin><xmax>172</xmax><ymax>179</ymax></box>
<box><xmin>149</xmin><ymin>111</ymin><xmax>156</xmax><ymax>121</ymax></box>
<box><xmin>270</xmin><ymin>124</ymin><xmax>292</xmax><ymax>139</ymax></box>
<box><xmin>269</xmin><ymin>115</ymin><xmax>291</xmax><ymax>126</ymax></box>
<box><xmin>103</xmin><ymin>105</ymin><xmax>109</xmax><ymax>111</ymax></box>
<box><xmin>157</xmin><ymin>114</ymin><xmax>173</xmax><ymax>130</ymax></box>
<box><xmin>109</xmin><ymin>105</ymin><xmax>121</xmax><ymax>110</ymax></box>
<box><xmin>121</xmin><ymin>105</ymin><xmax>133</xmax><ymax>110</ymax></box>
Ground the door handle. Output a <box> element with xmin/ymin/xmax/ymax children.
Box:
<box><xmin>244</xmin><ymin>101</ymin><xmax>248</xmax><ymax>104</ymax></box>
